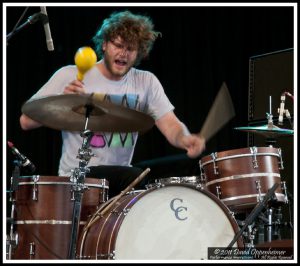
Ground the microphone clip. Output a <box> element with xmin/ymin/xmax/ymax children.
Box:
<box><xmin>38</xmin><ymin>12</ymin><xmax>49</xmax><ymax>25</ymax></box>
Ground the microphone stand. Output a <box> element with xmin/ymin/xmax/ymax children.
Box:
<box><xmin>227</xmin><ymin>183</ymin><xmax>279</xmax><ymax>248</ymax></box>
<box><xmin>7</xmin><ymin>12</ymin><xmax>44</xmax><ymax>43</ymax></box>
<box><xmin>68</xmin><ymin>104</ymin><xmax>94</xmax><ymax>260</ymax></box>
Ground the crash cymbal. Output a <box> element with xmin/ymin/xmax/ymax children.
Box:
<box><xmin>21</xmin><ymin>94</ymin><xmax>154</xmax><ymax>133</ymax></box>
<box><xmin>234</xmin><ymin>124</ymin><xmax>293</xmax><ymax>137</ymax></box>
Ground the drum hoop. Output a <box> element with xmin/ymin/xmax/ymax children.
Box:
<box><xmin>206</xmin><ymin>172</ymin><xmax>281</xmax><ymax>186</ymax></box>
<box><xmin>201</xmin><ymin>152</ymin><xmax>280</xmax><ymax>167</ymax></box>
<box><xmin>221</xmin><ymin>192</ymin><xmax>285</xmax><ymax>203</ymax></box>
<box><xmin>155</xmin><ymin>176</ymin><xmax>200</xmax><ymax>183</ymax></box>
<box><xmin>14</xmin><ymin>220</ymin><xmax>87</xmax><ymax>225</ymax></box>
<box><xmin>17</xmin><ymin>181</ymin><xmax>109</xmax><ymax>189</ymax></box>
<box><xmin>106</xmin><ymin>191</ymin><xmax>149</xmax><ymax>254</ymax></box>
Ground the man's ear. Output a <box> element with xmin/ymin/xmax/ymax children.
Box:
<box><xmin>102</xmin><ymin>41</ymin><xmax>107</xmax><ymax>52</ymax></box>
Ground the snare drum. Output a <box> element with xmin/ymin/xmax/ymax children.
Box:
<box><xmin>200</xmin><ymin>147</ymin><xmax>286</xmax><ymax>212</ymax></box>
<box><xmin>78</xmin><ymin>183</ymin><xmax>243</xmax><ymax>260</ymax></box>
<box><xmin>145</xmin><ymin>176</ymin><xmax>201</xmax><ymax>189</ymax></box>
<box><xmin>11</xmin><ymin>175</ymin><xmax>108</xmax><ymax>259</ymax></box>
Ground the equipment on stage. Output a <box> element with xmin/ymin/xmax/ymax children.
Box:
<box><xmin>234</xmin><ymin>125</ymin><xmax>293</xmax><ymax>137</ymax></box>
<box><xmin>7</xmin><ymin>80</ymin><xmax>294</xmax><ymax>259</ymax></box>
<box><xmin>199</xmin><ymin>146</ymin><xmax>287</xmax><ymax>213</ymax></box>
<box><xmin>8</xmin><ymin>176</ymin><xmax>108</xmax><ymax>259</ymax></box>
<box><xmin>78</xmin><ymin>183</ymin><xmax>243</xmax><ymax>260</ymax></box>
<box><xmin>21</xmin><ymin>93</ymin><xmax>154</xmax><ymax>133</ymax></box>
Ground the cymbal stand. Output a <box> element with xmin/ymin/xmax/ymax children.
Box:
<box><xmin>266</xmin><ymin>208</ymin><xmax>273</xmax><ymax>242</ymax></box>
<box><xmin>265</xmin><ymin>96</ymin><xmax>277</xmax><ymax>147</ymax></box>
<box><xmin>68</xmin><ymin>104</ymin><xmax>94</xmax><ymax>259</ymax></box>
<box><xmin>267</xmin><ymin>95</ymin><xmax>275</xmax><ymax>129</ymax></box>
<box><xmin>227</xmin><ymin>183</ymin><xmax>279</xmax><ymax>248</ymax></box>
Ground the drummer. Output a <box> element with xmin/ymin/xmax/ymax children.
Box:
<box><xmin>19</xmin><ymin>10</ymin><xmax>205</xmax><ymax>191</ymax></box>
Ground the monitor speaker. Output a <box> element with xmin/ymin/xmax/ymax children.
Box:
<box><xmin>248</xmin><ymin>48</ymin><xmax>294</xmax><ymax>121</ymax></box>
<box><xmin>247</xmin><ymin>49</ymin><xmax>294</xmax><ymax>236</ymax></box>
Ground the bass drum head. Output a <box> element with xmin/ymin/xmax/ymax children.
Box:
<box><xmin>80</xmin><ymin>184</ymin><xmax>242</xmax><ymax>260</ymax></box>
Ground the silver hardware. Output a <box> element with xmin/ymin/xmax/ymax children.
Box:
<box><xmin>267</xmin><ymin>208</ymin><xmax>273</xmax><ymax>242</ymax></box>
<box><xmin>250</xmin><ymin>147</ymin><xmax>258</xmax><ymax>168</ymax></box>
<box><xmin>97</xmin><ymin>251</ymin><xmax>115</xmax><ymax>259</ymax></box>
<box><xmin>255</xmin><ymin>180</ymin><xmax>262</xmax><ymax>202</ymax></box>
<box><xmin>122</xmin><ymin>208</ymin><xmax>131</xmax><ymax>216</ymax></box>
<box><xmin>216</xmin><ymin>185</ymin><xmax>221</xmax><ymax>199</ymax></box>
<box><xmin>281</xmin><ymin>181</ymin><xmax>289</xmax><ymax>204</ymax></box>
<box><xmin>199</xmin><ymin>160</ymin><xmax>207</xmax><ymax>183</ymax></box>
<box><xmin>70</xmin><ymin>189</ymin><xmax>75</xmax><ymax>201</ymax></box>
<box><xmin>230</xmin><ymin>211</ymin><xmax>235</xmax><ymax>219</ymax></box>
<box><xmin>277</xmin><ymin>148</ymin><xmax>284</xmax><ymax>170</ymax></box>
<box><xmin>29</xmin><ymin>242</ymin><xmax>35</xmax><ymax>258</ymax></box>
<box><xmin>6</xmin><ymin>232</ymin><xmax>18</xmax><ymax>259</ymax></box>
<box><xmin>196</xmin><ymin>183</ymin><xmax>205</xmax><ymax>190</ymax></box>
<box><xmin>211</xmin><ymin>152</ymin><xmax>219</xmax><ymax>175</ymax></box>
<box><xmin>32</xmin><ymin>175</ymin><xmax>39</xmax><ymax>201</ymax></box>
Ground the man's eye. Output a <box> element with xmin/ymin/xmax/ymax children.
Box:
<box><xmin>115</xmin><ymin>43</ymin><xmax>123</xmax><ymax>49</ymax></box>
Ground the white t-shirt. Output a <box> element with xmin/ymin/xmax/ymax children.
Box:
<box><xmin>31</xmin><ymin>63</ymin><xmax>174</xmax><ymax>176</ymax></box>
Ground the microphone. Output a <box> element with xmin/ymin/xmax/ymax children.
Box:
<box><xmin>40</xmin><ymin>6</ymin><xmax>54</xmax><ymax>51</ymax></box>
<box><xmin>7</xmin><ymin>141</ymin><xmax>36</xmax><ymax>174</ymax></box>
<box><xmin>278</xmin><ymin>93</ymin><xmax>286</xmax><ymax>125</ymax></box>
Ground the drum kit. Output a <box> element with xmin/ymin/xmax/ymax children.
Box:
<box><xmin>6</xmin><ymin>93</ymin><xmax>294</xmax><ymax>260</ymax></box>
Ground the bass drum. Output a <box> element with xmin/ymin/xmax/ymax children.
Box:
<box><xmin>78</xmin><ymin>184</ymin><xmax>243</xmax><ymax>260</ymax></box>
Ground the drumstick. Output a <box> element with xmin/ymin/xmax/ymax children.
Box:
<box><xmin>84</xmin><ymin>168</ymin><xmax>151</xmax><ymax>231</ymax></box>
<box><xmin>198</xmin><ymin>82</ymin><xmax>235</xmax><ymax>142</ymax></box>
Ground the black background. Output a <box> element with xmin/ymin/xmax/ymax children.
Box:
<box><xmin>5</xmin><ymin>5</ymin><xmax>295</xmax><ymax>201</ymax></box>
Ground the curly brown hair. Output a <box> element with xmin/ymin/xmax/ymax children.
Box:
<box><xmin>92</xmin><ymin>10</ymin><xmax>161</xmax><ymax>65</ymax></box>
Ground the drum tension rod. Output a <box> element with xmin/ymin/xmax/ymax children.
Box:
<box><xmin>250</xmin><ymin>147</ymin><xmax>258</xmax><ymax>168</ymax></box>
<box><xmin>211</xmin><ymin>152</ymin><xmax>219</xmax><ymax>175</ymax></box>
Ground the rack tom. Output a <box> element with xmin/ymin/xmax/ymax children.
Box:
<box><xmin>199</xmin><ymin>147</ymin><xmax>287</xmax><ymax>212</ymax></box>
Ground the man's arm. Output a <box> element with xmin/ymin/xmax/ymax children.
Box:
<box><xmin>20</xmin><ymin>114</ymin><xmax>42</xmax><ymax>130</ymax></box>
<box><xmin>155</xmin><ymin>111</ymin><xmax>205</xmax><ymax>158</ymax></box>
<box><xmin>19</xmin><ymin>78</ymin><xmax>85</xmax><ymax>131</ymax></box>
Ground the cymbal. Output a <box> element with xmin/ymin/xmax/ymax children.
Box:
<box><xmin>21</xmin><ymin>94</ymin><xmax>154</xmax><ymax>133</ymax></box>
<box><xmin>234</xmin><ymin>124</ymin><xmax>294</xmax><ymax>137</ymax></box>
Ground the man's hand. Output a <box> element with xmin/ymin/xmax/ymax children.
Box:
<box><xmin>64</xmin><ymin>80</ymin><xmax>86</xmax><ymax>94</ymax></box>
<box><xmin>181</xmin><ymin>134</ymin><xmax>206</xmax><ymax>158</ymax></box>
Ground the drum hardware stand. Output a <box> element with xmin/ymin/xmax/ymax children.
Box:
<box><xmin>227</xmin><ymin>183</ymin><xmax>279</xmax><ymax>248</ymax></box>
<box><xmin>254</xmin><ymin>206</ymin><xmax>286</xmax><ymax>245</ymax></box>
<box><xmin>68</xmin><ymin>104</ymin><xmax>95</xmax><ymax>260</ymax></box>
<box><xmin>242</xmin><ymin>222</ymin><xmax>257</xmax><ymax>248</ymax></box>
<box><xmin>266</xmin><ymin>95</ymin><xmax>275</xmax><ymax>129</ymax></box>
<box><xmin>6</xmin><ymin>159</ymin><xmax>22</xmax><ymax>259</ymax></box>
<box><xmin>272</xmin><ymin>207</ymin><xmax>283</xmax><ymax>240</ymax></box>
<box><xmin>281</xmin><ymin>181</ymin><xmax>288</xmax><ymax>204</ymax></box>
<box><xmin>266</xmin><ymin>208</ymin><xmax>273</xmax><ymax>242</ymax></box>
